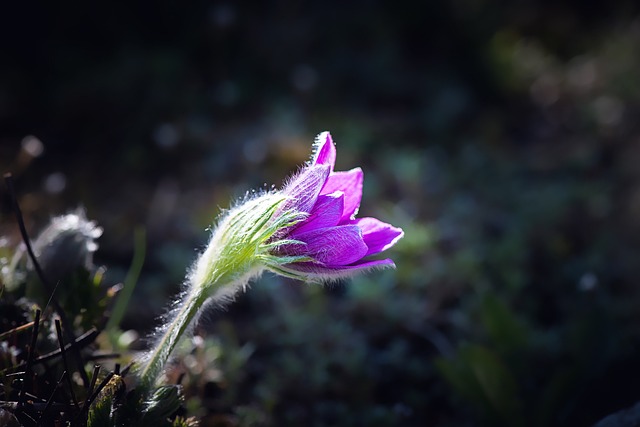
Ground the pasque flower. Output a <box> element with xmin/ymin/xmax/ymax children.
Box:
<box><xmin>137</xmin><ymin>131</ymin><xmax>403</xmax><ymax>392</ymax></box>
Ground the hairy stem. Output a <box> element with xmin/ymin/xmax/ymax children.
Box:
<box><xmin>137</xmin><ymin>285</ymin><xmax>210</xmax><ymax>393</ymax></box>
<box><xmin>135</xmin><ymin>193</ymin><xmax>285</xmax><ymax>396</ymax></box>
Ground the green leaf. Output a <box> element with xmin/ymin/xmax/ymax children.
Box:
<box><xmin>480</xmin><ymin>293</ymin><xmax>528</xmax><ymax>357</ymax></box>
<box><xmin>141</xmin><ymin>385</ymin><xmax>184</xmax><ymax>425</ymax></box>
<box><xmin>436</xmin><ymin>344</ymin><xmax>524</xmax><ymax>426</ymax></box>
<box><xmin>88</xmin><ymin>374</ymin><xmax>126</xmax><ymax>427</ymax></box>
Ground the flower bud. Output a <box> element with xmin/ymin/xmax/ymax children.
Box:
<box><xmin>30</xmin><ymin>208</ymin><xmax>103</xmax><ymax>284</ymax></box>
<box><xmin>5</xmin><ymin>208</ymin><xmax>102</xmax><ymax>295</ymax></box>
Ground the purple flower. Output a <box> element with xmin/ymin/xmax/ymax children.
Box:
<box><xmin>138</xmin><ymin>131</ymin><xmax>403</xmax><ymax>392</ymax></box>
<box><xmin>272</xmin><ymin>132</ymin><xmax>404</xmax><ymax>280</ymax></box>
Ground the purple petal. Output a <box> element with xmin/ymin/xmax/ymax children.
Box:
<box><xmin>281</xmin><ymin>164</ymin><xmax>330</xmax><ymax>214</ymax></box>
<box><xmin>320</xmin><ymin>167</ymin><xmax>363</xmax><ymax>221</ymax></box>
<box><xmin>312</xmin><ymin>131</ymin><xmax>336</xmax><ymax>170</ymax></box>
<box><xmin>353</xmin><ymin>217</ymin><xmax>405</xmax><ymax>256</ymax></box>
<box><xmin>348</xmin><ymin>258</ymin><xmax>396</xmax><ymax>269</ymax></box>
<box><xmin>281</xmin><ymin>258</ymin><xmax>396</xmax><ymax>280</ymax></box>
<box><xmin>293</xmin><ymin>225</ymin><xmax>367</xmax><ymax>266</ymax></box>
<box><xmin>291</xmin><ymin>192</ymin><xmax>344</xmax><ymax>235</ymax></box>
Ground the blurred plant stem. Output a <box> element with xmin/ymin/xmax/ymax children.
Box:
<box><xmin>106</xmin><ymin>227</ymin><xmax>146</xmax><ymax>346</ymax></box>
<box><xmin>137</xmin><ymin>285</ymin><xmax>209</xmax><ymax>394</ymax></box>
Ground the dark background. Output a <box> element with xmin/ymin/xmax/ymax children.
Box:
<box><xmin>3</xmin><ymin>1</ymin><xmax>640</xmax><ymax>425</ymax></box>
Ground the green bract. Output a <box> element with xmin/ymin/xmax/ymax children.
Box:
<box><xmin>190</xmin><ymin>193</ymin><xmax>307</xmax><ymax>294</ymax></box>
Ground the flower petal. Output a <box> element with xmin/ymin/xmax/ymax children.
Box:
<box><xmin>277</xmin><ymin>258</ymin><xmax>396</xmax><ymax>282</ymax></box>
<box><xmin>280</xmin><ymin>164</ymin><xmax>330</xmax><ymax>214</ymax></box>
<box><xmin>353</xmin><ymin>217</ymin><xmax>405</xmax><ymax>256</ymax></box>
<box><xmin>312</xmin><ymin>131</ymin><xmax>336</xmax><ymax>170</ymax></box>
<box><xmin>320</xmin><ymin>167</ymin><xmax>363</xmax><ymax>221</ymax></box>
<box><xmin>293</xmin><ymin>225</ymin><xmax>367</xmax><ymax>266</ymax></box>
<box><xmin>291</xmin><ymin>192</ymin><xmax>344</xmax><ymax>235</ymax></box>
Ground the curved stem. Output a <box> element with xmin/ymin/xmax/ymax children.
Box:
<box><xmin>137</xmin><ymin>286</ymin><xmax>209</xmax><ymax>394</ymax></box>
